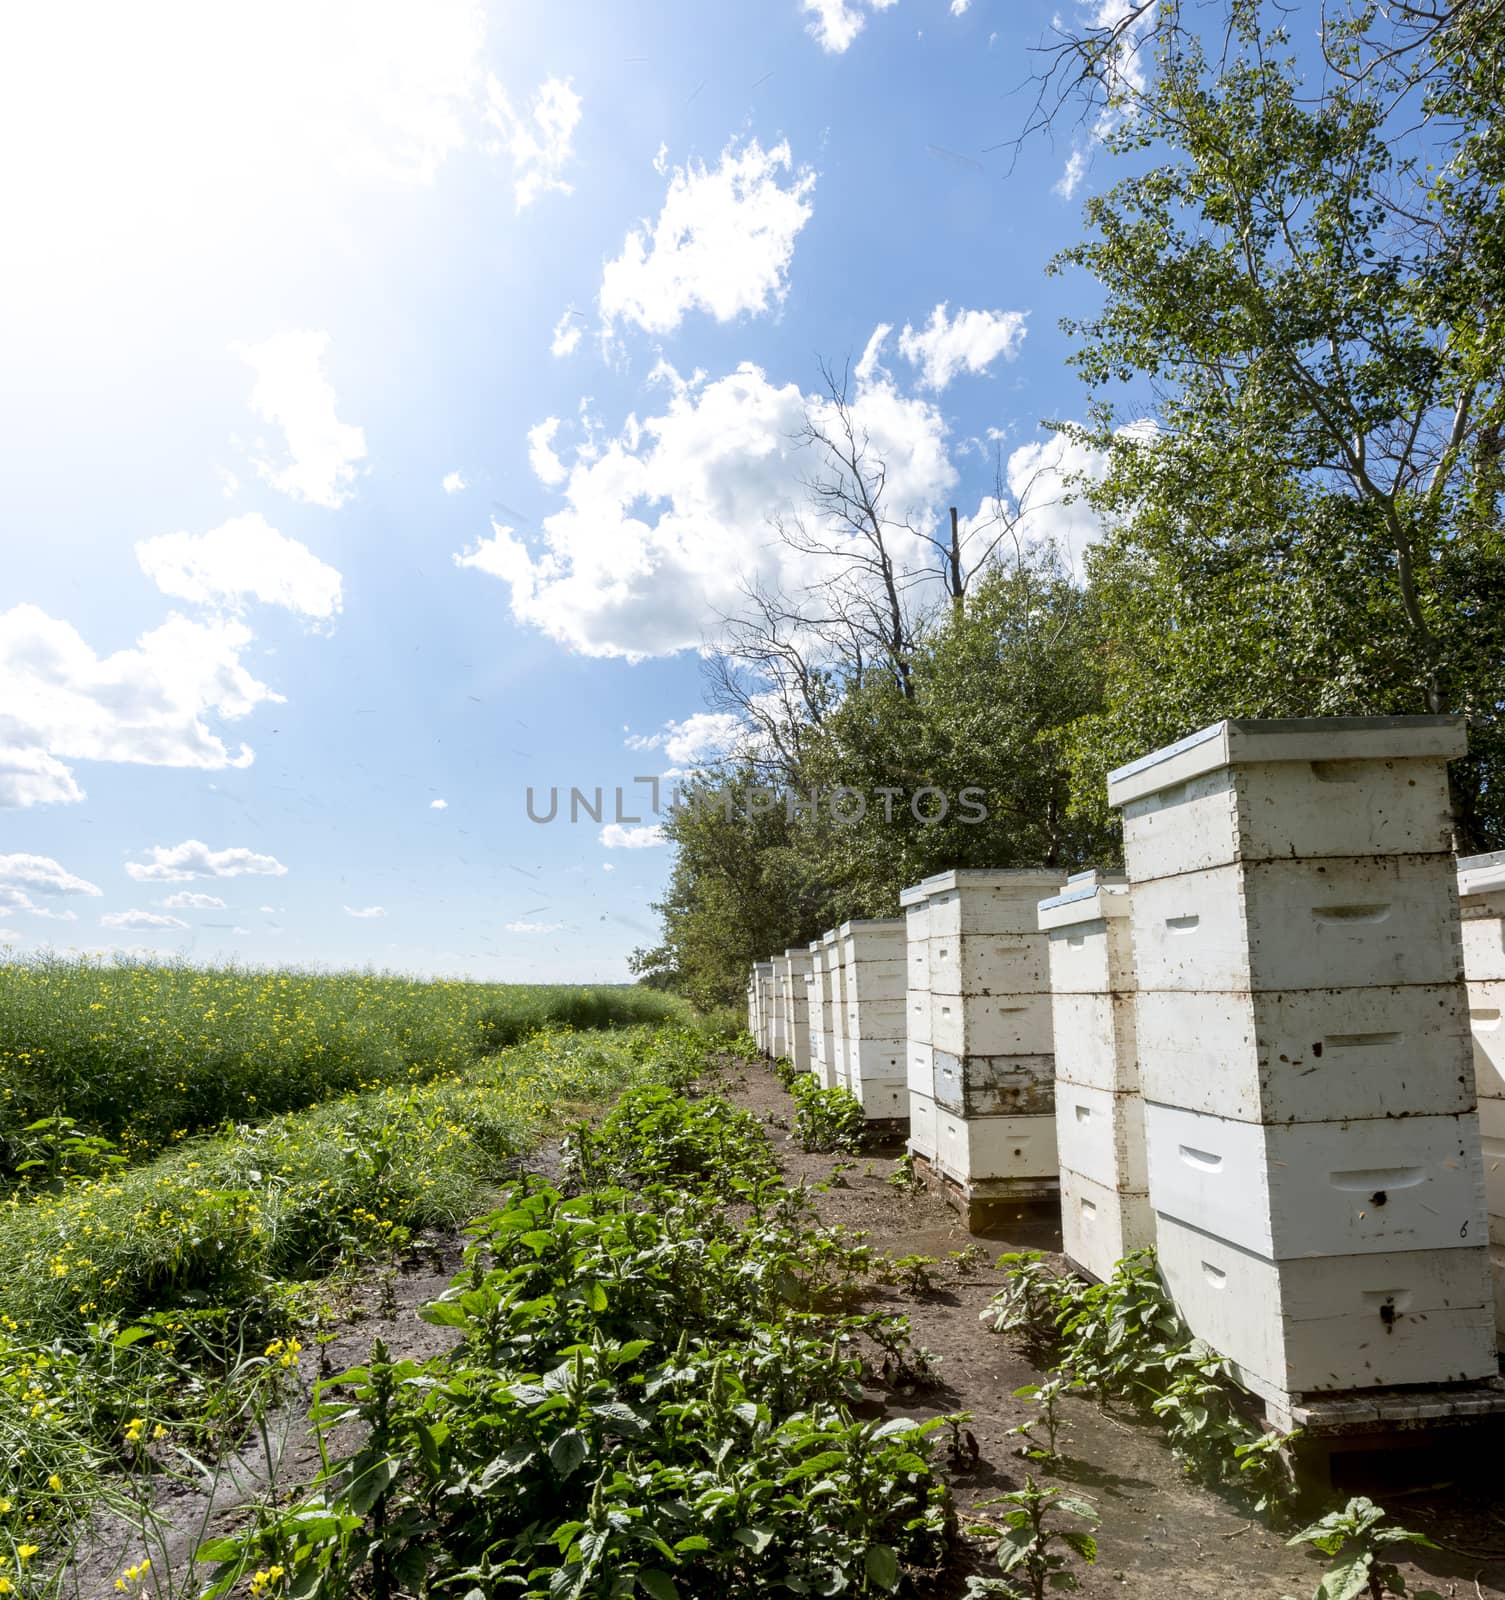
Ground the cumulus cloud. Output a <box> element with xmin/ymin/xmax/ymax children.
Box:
<box><xmin>0</xmin><ymin>853</ymin><xmax>101</xmax><ymax>899</ymax></box>
<box><xmin>136</xmin><ymin>513</ymin><xmax>343</xmax><ymax>621</ymax></box>
<box><xmin>953</xmin><ymin>431</ymin><xmax>1114</xmax><ymax>577</ymax></box>
<box><xmin>430</xmin><ymin>798</ymin><xmax>449</xmax><ymax>810</ymax></box>
<box><xmin>950</xmin><ymin>0</ymin><xmax>972</xmax><ymax>12</ymax></box>
<box><xmin>485</xmin><ymin>74</ymin><xmax>581</xmax><ymax>209</ymax></box>
<box><xmin>505</xmin><ymin>919</ymin><xmax>567</xmax><ymax>933</ymax></box>
<box><xmin>1054</xmin><ymin>148</ymin><xmax>1090</xmax><ymax>199</ymax></box>
<box><xmin>0</xmin><ymin>606</ymin><xmax>281</xmax><ymax>806</ymax></box>
<box><xmin>599</xmin><ymin>823</ymin><xmax>666</xmax><ymax>848</ymax></box>
<box><xmin>600</xmin><ymin>138</ymin><xmax>815</xmax><ymax>337</ymax></box>
<box><xmin>801</xmin><ymin>0</ymin><xmax>899</xmax><ymax>52</ymax></box>
<box><xmin>126</xmin><ymin>840</ymin><xmax>289</xmax><ymax>882</ymax></box>
<box><xmin>896</xmin><ymin>304</ymin><xmax>1028</xmax><ymax>391</ymax></box>
<box><xmin>0</xmin><ymin>887</ymin><xmax>78</xmax><ymax>921</ymax></box>
<box><xmin>551</xmin><ymin>312</ymin><xmax>584</xmax><ymax>357</ymax></box>
<box><xmin>456</xmin><ymin>358</ymin><xmax>954</xmax><ymax>660</ymax></box>
<box><xmin>232</xmin><ymin>331</ymin><xmax>367</xmax><ymax>509</ymax></box>
<box><xmin>527</xmin><ymin>418</ymin><xmax>568</xmax><ymax>486</ymax></box>
<box><xmin>101</xmin><ymin>909</ymin><xmax>188</xmax><ymax>931</ymax></box>
<box><xmin>442</xmin><ymin>471</ymin><xmax>468</xmax><ymax>494</ymax></box>
<box><xmin>0</xmin><ymin>748</ymin><xmax>83</xmax><ymax>808</ymax></box>
<box><xmin>163</xmin><ymin>891</ymin><xmax>227</xmax><ymax>909</ymax></box>
<box><xmin>602</xmin><ymin>862</ymin><xmax>616</xmax><ymax>872</ymax></box>
<box><xmin>343</xmin><ymin>904</ymin><xmax>387</xmax><ymax>918</ymax></box>
<box><xmin>626</xmin><ymin>712</ymin><xmax>745</xmax><ymax>766</ymax></box>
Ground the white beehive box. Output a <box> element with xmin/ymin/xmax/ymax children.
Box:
<box><xmin>909</xmin><ymin>1091</ymin><xmax>938</xmax><ymax>1162</ymax></box>
<box><xmin>841</xmin><ymin>919</ymin><xmax>907</xmax><ymax>1100</ymax></box>
<box><xmin>1156</xmin><ymin>1214</ymin><xmax>1496</xmax><ymax>1397</ymax></box>
<box><xmin>747</xmin><ymin>976</ymin><xmax>757</xmax><ymax>1038</ymax></box>
<box><xmin>932</xmin><ymin>1051</ymin><xmax>1054</xmax><ymax>1118</ymax></box>
<box><xmin>926</xmin><ymin>868</ymin><xmax>1069</xmax><ymax>940</ymax></box>
<box><xmin>1145</xmin><ymin>1102</ymin><xmax>1487</xmax><ymax>1260</ymax></box>
<box><xmin>1061</xmin><ymin>1167</ymin><xmax>1155</xmax><ymax>1284</ymax></box>
<box><xmin>1110</xmin><ymin>717</ymin><xmax>1462</xmax><ymax>878</ymax></box>
<box><xmin>1134</xmin><ymin>984</ymin><xmax>1475</xmax><ymax>1124</ymax></box>
<box><xmin>930</xmin><ymin>992</ymin><xmax>1054</xmax><ymax>1058</ymax></box>
<box><xmin>934</xmin><ymin>1106</ymin><xmax>1058</xmax><ymax>1192</ymax></box>
<box><xmin>928</xmin><ymin>935</ymin><xmax>1050</xmax><ymax>998</ymax></box>
<box><xmin>829</xmin><ymin>937</ymin><xmax>850</xmax><ymax>1090</ymax></box>
<box><xmin>853</xmin><ymin>1077</ymin><xmax>908</xmax><ymax>1119</ymax></box>
<box><xmin>1057</xmin><ymin>1082</ymin><xmax>1149</xmax><ymax>1194</ymax></box>
<box><xmin>1129</xmin><ymin>855</ymin><xmax>1464</xmax><ymax>995</ymax></box>
<box><xmin>1460</xmin><ymin>854</ymin><xmax>1505</xmax><ymax>1107</ymax></box>
<box><xmin>848</xmin><ymin>1036</ymin><xmax>906</xmax><ymax>1086</ymax></box>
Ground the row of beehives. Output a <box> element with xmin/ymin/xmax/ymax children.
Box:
<box><xmin>747</xmin><ymin>715</ymin><xmax>1505</xmax><ymax>1412</ymax></box>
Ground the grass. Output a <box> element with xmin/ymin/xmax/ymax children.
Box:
<box><xmin>0</xmin><ymin>1018</ymin><xmax>742</xmax><ymax>1568</ymax></box>
<box><xmin>0</xmin><ymin>956</ymin><xmax>689</xmax><ymax>1182</ymax></box>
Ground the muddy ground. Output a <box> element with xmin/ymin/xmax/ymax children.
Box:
<box><xmin>69</xmin><ymin>1061</ymin><xmax>1505</xmax><ymax>1599</ymax></box>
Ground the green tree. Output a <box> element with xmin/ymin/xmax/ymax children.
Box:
<box><xmin>1050</xmin><ymin>7</ymin><xmax>1505</xmax><ymax>843</ymax></box>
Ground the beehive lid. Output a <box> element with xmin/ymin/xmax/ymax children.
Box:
<box><xmin>1037</xmin><ymin>868</ymin><xmax>1130</xmax><ymax>930</ymax></box>
<box><xmin>1107</xmin><ymin>715</ymin><xmax>1466</xmax><ymax>808</ymax></box>
<box><xmin>1459</xmin><ymin>850</ymin><xmax>1505</xmax><ymax>899</ymax></box>
<box><xmin>921</xmin><ymin>867</ymin><xmax>1066</xmax><ymax>896</ymax></box>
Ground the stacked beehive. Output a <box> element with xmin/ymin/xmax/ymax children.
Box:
<box><xmin>809</xmin><ymin>936</ymin><xmax>840</xmax><ymax>1088</ymax></box>
<box><xmin>902</xmin><ymin>877</ymin><xmax>944</xmax><ymax>1164</ymax></box>
<box><xmin>747</xmin><ymin>972</ymin><xmax>757</xmax><ymax>1040</ymax></box>
<box><xmin>1038</xmin><ymin>869</ymin><xmax>1153</xmax><ymax>1282</ymax></box>
<box><xmin>753</xmin><ymin>961</ymin><xmax>775</xmax><ymax>1055</ymax></box>
<box><xmin>781</xmin><ymin>946</ymin><xmax>813</xmax><ymax>1074</ymax></box>
<box><xmin>1109</xmin><ymin>715</ymin><xmax>1494</xmax><ymax>1403</ymax></box>
<box><xmin>925</xmin><ymin>869</ymin><xmax>1065</xmax><ymax>1202</ymax></box>
<box><xmin>840</xmin><ymin>918</ymin><xmax>908</xmax><ymax>1119</ymax></box>
<box><xmin>768</xmin><ymin>953</ymin><xmax>790</xmax><ymax>1061</ymax></box>
<box><xmin>824</xmin><ymin>931</ymin><xmax>848</xmax><ymax>1090</ymax></box>
<box><xmin>1458</xmin><ymin>849</ymin><xmax>1505</xmax><ymax>1344</ymax></box>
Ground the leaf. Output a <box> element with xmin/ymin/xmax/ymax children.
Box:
<box><xmin>863</xmin><ymin>1545</ymin><xmax>901</xmax><ymax>1591</ymax></box>
<box><xmin>1316</xmin><ymin>1553</ymin><xmax>1374</xmax><ymax>1600</ymax></box>
<box><xmin>418</xmin><ymin>1301</ymin><xmax>471</xmax><ymax>1327</ymax></box>
<box><xmin>549</xmin><ymin>1428</ymin><xmax>590</xmax><ymax>1479</ymax></box>
<box><xmin>734</xmin><ymin>1526</ymin><xmax>776</xmax><ymax>1555</ymax></box>
<box><xmin>349</xmin><ymin>1454</ymin><xmax>402</xmax><ymax>1516</ymax></box>
<box><xmin>112</xmin><ymin>1325</ymin><xmax>155</xmax><ymax>1350</ymax></box>
<box><xmin>637</xmin><ymin>1571</ymin><xmax>680</xmax><ymax>1600</ymax></box>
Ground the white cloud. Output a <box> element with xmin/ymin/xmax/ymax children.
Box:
<box><xmin>505</xmin><ymin>919</ymin><xmax>567</xmax><ymax>933</ymax></box>
<box><xmin>896</xmin><ymin>304</ymin><xmax>1028</xmax><ymax>391</ymax></box>
<box><xmin>855</xmin><ymin>323</ymin><xmax>893</xmax><ymax>385</ymax></box>
<box><xmin>344</xmin><ymin>904</ymin><xmax>387</xmax><ymax>918</ymax></box>
<box><xmin>101</xmin><ymin>909</ymin><xmax>188</xmax><ymax>931</ymax></box>
<box><xmin>626</xmin><ymin>711</ymin><xmax>745</xmax><ymax>766</ymax></box>
<box><xmin>0</xmin><ymin>887</ymin><xmax>78</xmax><ymax>921</ymax></box>
<box><xmin>1054</xmin><ymin>148</ymin><xmax>1089</xmax><ymax>199</ymax></box>
<box><xmin>602</xmin><ymin>862</ymin><xmax>616</xmax><ymax>872</ymax></box>
<box><xmin>258</xmin><ymin>905</ymin><xmax>282</xmax><ymax>914</ymax></box>
<box><xmin>0</xmin><ymin>748</ymin><xmax>85</xmax><ymax>807</ymax></box>
<box><xmin>126</xmin><ymin>840</ymin><xmax>289</xmax><ymax>882</ymax></box>
<box><xmin>527</xmin><ymin>417</ymin><xmax>569</xmax><ymax>486</ymax></box>
<box><xmin>600</xmin><ymin>138</ymin><xmax>815</xmax><ymax>337</ymax></box>
<box><xmin>0</xmin><ymin>606</ymin><xmax>281</xmax><ymax>805</ymax></box>
<box><xmin>430</xmin><ymin>798</ymin><xmax>449</xmax><ymax>809</ymax></box>
<box><xmin>442</xmin><ymin>470</ymin><xmax>468</xmax><ymax>494</ymax></box>
<box><xmin>163</xmin><ymin>891</ymin><xmax>227</xmax><ymax>909</ymax></box>
<box><xmin>455</xmin><ymin>358</ymin><xmax>954</xmax><ymax>659</ymax></box>
<box><xmin>485</xmin><ymin>74</ymin><xmax>581</xmax><ymax>209</ymax></box>
<box><xmin>965</xmin><ymin>430</ymin><xmax>1113</xmax><ymax>576</ymax></box>
<box><xmin>232</xmin><ymin>331</ymin><xmax>368</xmax><ymax>509</ymax></box>
<box><xmin>599</xmin><ymin>823</ymin><xmax>666</xmax><ymax>849</ymax></box>
<box><xmin>551</xmin><ymin>312</ymin><xmax>584</xmax><ymax>358</ymax></box>
<box><xmin>950</xmin><ymin>0</ymin><xmax>972</xmax><ymax>12</ymax></box>
<box><xmin>801</xmin><ymin>0</ymin><xmax>900</xmax><ymax>52</ymax></box>
<box><xmin>136</xmin><ymin>513</ymin><xmax>343</xmax><ymax>621</ymax></box>
<box><xmin>0</xmin><ymin>854</ymin><xmax>102</xmax><ymax>897</ymax></box>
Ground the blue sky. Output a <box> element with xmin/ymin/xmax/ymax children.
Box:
<box><xmin>0</xmin><ymin>0</ymin><xmax>1145</xmax><ymax>980</ymax></box>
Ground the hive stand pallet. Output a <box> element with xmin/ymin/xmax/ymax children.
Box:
<box><xmin>1267</xmin><ymin>1377</ymin><xmax>1505</xmax><ymax>1489</ymax></box>
<box><xmin>910</xmin><ymin>1153</ymin><xmax>1059</xmax><ymax>1231</ymax></box>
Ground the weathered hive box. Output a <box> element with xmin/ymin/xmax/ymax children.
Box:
<box><xmin>1041</xmin><ymin>869</ymin><xmax>1153</xmax><ymax>1281</ymax></box>
<box><xmin>840</xmin><ymin>917</ymin><xmax>908</xmax><ymax>1120</ymax></box>
<box><xmin>934</xmin><ymin>1106</ymin><xmax>1059</xmax><ymax>1199</ymax></box>
<box><xmin>901</xmin><ymin>877</ymin><xmax>945</xmax><ymax>1161</ymax></box>
<box><xmin>1109</xmin><ymin>714</ymin><xmax>1495</xmax><ymax>1404</ymax></box>
<box><xmin>781</xmin><ymin>946</ymin><xmax>812</xmax><ymax>1074</ymax></box>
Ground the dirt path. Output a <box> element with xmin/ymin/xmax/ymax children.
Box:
<box><xmin>721</xmin><ymin>1060</ymin><xmax>1505</xmax><ymax>1600</ymax></box>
